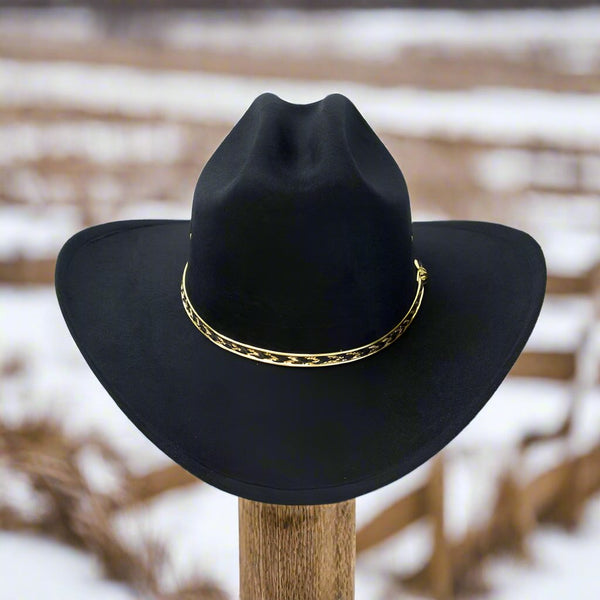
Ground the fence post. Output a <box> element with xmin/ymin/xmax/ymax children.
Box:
<box><xmin>426</xmin><ymin>455</ymin><xmax>453</xmax><ymax>600</ymax></box>
<box><xmin>239</xmin><ymin>498</ymin><xmax>356</xmax><ymax>599</ymax></box>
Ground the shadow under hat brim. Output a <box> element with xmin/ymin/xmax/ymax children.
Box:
<box><xmin>55</xmin><ymin>219</ymin><xmax>545</xmax><ymax>505</ymax></box>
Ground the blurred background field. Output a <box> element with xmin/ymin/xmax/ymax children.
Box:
<box><xmin>1</xmin><ymin>2</ymin><xmax>600</xmax><ymax>599</ymax></box>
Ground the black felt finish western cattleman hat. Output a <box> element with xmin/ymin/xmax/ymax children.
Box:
<box><xmin>55</xmin><ymin>93</ymin><xmax>546</xmax><ymax>505</ymax></box>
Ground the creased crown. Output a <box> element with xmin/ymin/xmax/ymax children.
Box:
<box><xmin>187</xmin><ymin>93</ymin><xmax>415</xmax><ymax>353</ymax></box>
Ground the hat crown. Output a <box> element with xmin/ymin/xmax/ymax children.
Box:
<box><xmin>187</xmin><ymin>93</ymin><xmax>415</xmax><ymax>353</ymax></box>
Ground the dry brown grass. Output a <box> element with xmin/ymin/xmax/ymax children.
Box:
<box><xmin>0</xmin><ymin>417</ymin><xmax>227</xmax><ymax>599</ymax></box>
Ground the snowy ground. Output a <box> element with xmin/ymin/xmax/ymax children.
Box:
<box><xmin>485</xmin><ymin>496</ymin><xmax>600</xmax><ymax>600</ymax></box>
<box><xmin>0</xmin><ymin>532</ymin><xmax>137</xmax><ymax>600</ymax></box>
<box><xmin>3</xmin><ymin>59</ymin><xmax>600</xmax><ymax>149</ymax></box>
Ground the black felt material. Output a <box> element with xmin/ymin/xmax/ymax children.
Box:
<box><xmin>55</xmin><ymin>94</ymin><xmax>546</xmax><ymax>505</ymax></box>
<box><xmin>189</xmin><ymin>93</ymin><xmax>414</xmax><ymax>352</ymax></box>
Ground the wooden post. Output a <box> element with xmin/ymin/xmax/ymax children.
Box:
<box><xmin>427</xmin><ymin>456</ymin><xmax>453</xmax><ymax>600</ymax></box>
<box><xmin>402</xmin><ymin>456</ymin><xmax>452</xmax><ymax>599</ymax></box>
<box><xmin>239</xmin><ymin>498</ymin><xmax>356</xmax><ymax>600</ymax></box>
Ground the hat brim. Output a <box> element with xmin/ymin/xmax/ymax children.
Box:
<box><xmin>55</xmin><ymin>220</ymin><xmax>545</xmax><ymax>504</ymax></box>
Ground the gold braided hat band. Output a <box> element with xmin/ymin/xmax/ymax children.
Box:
<box><xmin>181</xmin><ymin>259</ymin><xmax>427</xmax><ymax>367</ymax></box>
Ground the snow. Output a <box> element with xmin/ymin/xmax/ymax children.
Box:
<box><xmin>113</xmin><ymin>200</ymin><xmax>190</xmax><ymax>222</ymax></box>
<box><xmin>358</xmin><ymin>520</ymin><xmax>432</xmax><ymax>597</ymax></box>
<box><xmin>3</xmin><ymin>59</ymin><xmax>600</xmax><ymax>150</ymax></box>
<box><xmin>0</xmin><ymin>532</ymin><xmax>136</xmax><ymax>600</ymax></box>
<box><xmin>475</xmin><ymin>149</ymin><xmax>583</xmax><ymax>192</ymax></box>
<box><xmin>532</xmin><ymin>228</ymin><xmax>600</xmax><ymax>276</ymax></box>
<box><xmin>485</xmin><ymin>495</ymin><xmax>600</xmax><ymax>600</ymax></box>
<box><xmin>0</xmin><ymin>205</ymin><xmax>82</xmax><ymax>259</ymax></box>
<box><xmin>115</xmin><ymin>484</ymin><xmax>238</xmax><ymax>594</ymax></box>
<box><xmin>451</xmin><ymin>379</ymin><xmax>571</xmax><ymax>452</ymax></box>
<box><xmin>0</xmin><ymin>466</ymin><xmax>48</xmax><ymax>521</ymax></box>
<box><xmin>0</xmin><ymin>122</ymin><xmax>183</xmax><ymax>165</ymax></box>
<box><xmin>3</xmin><ymin>168</ymin><xmax>77</xmax><ymax>206</ymax></box>
<box><xmin>511</xmin><ymin>194</ymin><xmax>600</xmax><ymax>235</ymax></box>
<box><xmin>476</xmin><ymin>149</ymin><xmax>535</xmax><ymax>192</ymax></box>
<box><xmin>526</xmin><ymin>296</ymin><xmax>594</xmax><ymax>351</ymax></box>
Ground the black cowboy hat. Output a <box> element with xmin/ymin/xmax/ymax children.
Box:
<box><xmin>55</xmin><ymin>93</ymin><xmax>546</xmax><ymax>505</ymax></box>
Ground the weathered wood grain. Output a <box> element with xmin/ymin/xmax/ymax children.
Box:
<box><xmin>239</xmin><ymin>498</ymin><xmax>355</xmax><ymax>600</ymax></box>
